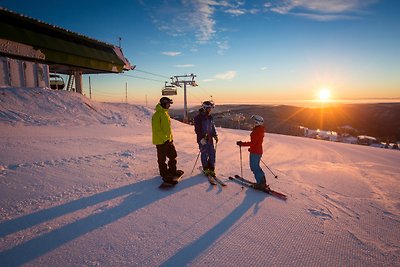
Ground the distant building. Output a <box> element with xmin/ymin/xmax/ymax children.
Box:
<box><xmin>300</xmin><ymin>126</ymin><xmax>338</xmax><ymax>141</ymax></box>
<box><xmin>0</xmin><ymin>8</ymin><xmax>134</xmax><ymax>93</ymax></box>
<box><xmin>338</xmin><ymin>134</ymin><xmax>358</xmax><ymax>144</ymax></box>
<box><xmin>357</xmin><ymin>135</ymin><xmax>378</xmax><ymax>146</ymax></box>
<box><xmin>382</xmin><ymin>142</ymin><xmax>400</xmax><ymax>149</ymax></box>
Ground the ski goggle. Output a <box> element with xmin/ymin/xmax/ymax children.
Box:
<box><xmin>251</xmin><ymin>115</ymin><xmax>264</xmax><ymax>123</ymax></box>
<box><xmin>202</xmin><ymin>102</ymin><xmax>214</xmax><ymax>109</ymax></box>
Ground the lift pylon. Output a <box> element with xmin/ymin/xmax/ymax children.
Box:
<box><xmin>171</xmin><ymin>74</ymin><xmax>197</xmax><ymax>123</ymax></box>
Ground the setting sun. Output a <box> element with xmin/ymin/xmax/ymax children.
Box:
<box><xmin>318</xmin><ymin>88</ymin><xmax>331</xmax><ymax>102</ymax></box>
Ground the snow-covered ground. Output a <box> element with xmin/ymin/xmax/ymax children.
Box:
<box><xmin>0</xmin><ymin>88</ymin><xmax>399</xmax><ymax>266</ymax></box>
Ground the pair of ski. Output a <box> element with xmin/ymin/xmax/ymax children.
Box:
<box><xmin>199</xmin><ymin>167</ymin><xmax>226</xmax><ymax>187</ymax></box>
<box><xmin>229</xmin><ymin>175</ymin><xmax>287</xmax><ymax>200</ymax></box>
<box><xmin>205</xmin><ymin>173</ymin><xmax>227</xmax><ymax>187</ymax></box>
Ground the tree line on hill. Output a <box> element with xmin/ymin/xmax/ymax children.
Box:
<box><xmin>171</xmin><ymin>103</ymin><xmax>400</xmax><ymax>143</ymax></box>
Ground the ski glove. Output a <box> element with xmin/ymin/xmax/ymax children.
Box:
<box><xmin>200</xmin><ymin>138</ymin><xmax>207</xmax><ymax>145</ymax></box>
<box><xmin>236</xmin><ymin>141</ymin><xmax>242</xmax><ymax>146</ymax></box>
<box><xmin>214</xmin><ymin>136</ymin><xmax>219</xmax><ymax>143</ymax></box>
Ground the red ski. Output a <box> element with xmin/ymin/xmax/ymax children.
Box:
<box><xmin>229</xmin><ymin>175</ymin><xmax>287</xmax><ymax>200</ymax></box>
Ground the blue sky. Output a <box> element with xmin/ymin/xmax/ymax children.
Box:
<box><xmin>2</xmin><ymin>0</ymin><xmax>400</xmax><ymax>106</ymax></box>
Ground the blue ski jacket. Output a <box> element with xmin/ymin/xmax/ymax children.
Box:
<box><xmin>194</xmin><ymin>109</ymin><xmax>217</xmax><ymax>143</ymax></box>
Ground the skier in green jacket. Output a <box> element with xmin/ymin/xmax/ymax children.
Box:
<box><xmin>152</xmin><ymin>97</ymin><xmax>181</xmax><ymax>183</ymax></box>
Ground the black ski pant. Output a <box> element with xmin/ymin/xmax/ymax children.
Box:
<box><xmin>156</xmin><ymin>141</ymin><xmax>177</xmax><ymax>178</ymax></box>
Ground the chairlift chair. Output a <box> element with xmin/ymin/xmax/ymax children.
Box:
<box><xmin>162</xmin><ymin>82</ymin><xmax>177</xmax><ymax>96</ymax></box>
<box><xmin>50</xmin><ymin>74</ymin><xmax>65</xmax><ymax>90</ymax></box>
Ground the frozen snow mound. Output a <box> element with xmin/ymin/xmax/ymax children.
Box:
<box><xmin>0</xmin><ymin>87</ymin><xmax>152</xmax><ymax>126</ymax></box>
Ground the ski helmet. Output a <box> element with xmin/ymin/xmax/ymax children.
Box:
<box><xmin>251</xmin><ymin>115</ymin><xmax>264</xmax><ymax>126</ymax></box>
<box><xmin>159</xmin><ymin>97</ymin><xmax>173</xmax><ymax>108</ymax></box>
<box><xmin>202</xmin><ymin>100</ymin><xmax>214</xmax><ymax>110</ymax></box>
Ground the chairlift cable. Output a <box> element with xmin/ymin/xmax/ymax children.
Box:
<box><xmin>93</xmin><ymin>91</ymin><xmax>125</xmax><ymax>97</ymax></box>
<box><xmin>196</xmin><ymin>85</ymin><xmax>213</xmax><ymax>100</ymax></box>
<box><xmin>134</xmin><ymin>69</ymin><xmax>171</xmax><ymax>79</ymax></box>
<box><xmin>187</xmin><ymin>90</ymin><xmax>207</xmax><ymax>104</ymax></box>
<box><xmin>118</xmin><ymin>73</ymin><xmax>164</xmax><ymax>83</ymax></box>
<box><xmin>121</xmin><ymin>70</ymin><xmax>215</xmax><ymax>103</ymax></box>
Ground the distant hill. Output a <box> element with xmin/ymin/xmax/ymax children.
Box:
<box><xmin>170</xmin><ymin>103</ymin><xmax>400</xmax><ymax>142</ymax></box>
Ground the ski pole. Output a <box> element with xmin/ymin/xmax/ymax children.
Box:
<box><xmin>239</xmin><ymin>145</ymin><xmax>244</xmax><ymax>189</ymax></box>
<box><xmin>260</xmin><ymin>159</ymin><xmax>278</xmax><ymax>179</ymax></box>
<box><xmin>214</xmin><ymin>141</ymin><xmax>218</xmax><ymax>169</ymax></box>
<box><xmin>190</xmin><ymin>150</ymin><xmax>201</xmax><ymax>175</ymax></box>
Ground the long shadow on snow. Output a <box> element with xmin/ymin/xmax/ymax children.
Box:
<box><xmin>0</xmin><ymin>175</ymin><xmax>203</xmax><ymax>266</ymax></box>
<box><xmin>161</xmin><ymin>188</ymin><xmax>265</xmax><ymax>266</ymax></box>
<box><xmin>0</xmin><ymin>177</ymin><xmax>168</xmax><ymax>238</ymax></box>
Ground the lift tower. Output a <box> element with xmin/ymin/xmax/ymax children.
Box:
<box><xmin>171</xmin><ymin>74</ymin><xmax>198</xmax><ymax>123</ymax></box>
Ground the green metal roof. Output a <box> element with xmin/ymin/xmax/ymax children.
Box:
<box><xmin>0</xmin><ymin>8</ymin><xmax>132</xmax><ymax>74</ymax></box>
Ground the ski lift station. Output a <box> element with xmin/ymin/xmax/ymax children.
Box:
<box><xmin>0</xmin><ymin>8</ymin><xmax>134</xmax><ymax>93</ymax></box>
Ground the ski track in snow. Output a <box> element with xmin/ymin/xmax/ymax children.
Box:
<box><xmin>0</xmin><ymin>88</ymin><xmax>399</xmax><ymax>266</ymax></box>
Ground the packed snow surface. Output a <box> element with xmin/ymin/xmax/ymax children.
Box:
<box><xmin>0</xmin><ymin>88</ymin><xmax>399</xmax><ymax>266</ymax></box>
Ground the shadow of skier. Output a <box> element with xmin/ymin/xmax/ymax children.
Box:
<box><xmin>0</xmin><ymin>175</ymin><xmax>203</xmax><ymax>267</ymax></box>
<box><xmin>160</xmin><ymin>188</ymin><xmax>265</xmax><ymax>266</ymax></box>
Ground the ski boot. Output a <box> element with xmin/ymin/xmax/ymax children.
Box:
<box><xmin>162</xmin><ymin>174</ymin><xmax>178</xmax><ymax>185</ymax></box>
<box><xmin>202</xmin><ymin>167</ymin><xmax>210</xmax><ymax>176</ymax></box>
<box><xmin>209</xmin><ymin>169</ymin><xmax>216</xmax><ymax>177</ymax></box>
<box><xmin>254</xmin><ymin>176</ymin><xmax>269</xmax><ymax>191</ymax></box>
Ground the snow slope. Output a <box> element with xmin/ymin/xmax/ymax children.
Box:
<box><xmin>0</xmin><ymin>88</ymin><xmax>399</xmax><ymax>266</ymax></box>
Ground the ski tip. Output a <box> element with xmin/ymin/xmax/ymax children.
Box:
<box><xmin>269</xmin><ymin>191</ymin><xmax>287</xmax><ymax>200</ymax></box>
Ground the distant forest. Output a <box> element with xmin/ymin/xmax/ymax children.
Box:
<box><xmin>171</xmin><ymin>103</ymin><xmax>400</xmax><ymax>142</ymax></box>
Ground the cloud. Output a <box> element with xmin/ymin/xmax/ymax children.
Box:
<box><xmin>187</xmin><ymin>0</ymin><xmax>217</xmax><ymax>43</ymax></box>
<box><xmin>175</xmin><ymin>64</ymin><xmax>195</xmax><ymax>68</ymax></box>
<box><xmin>146</xmin><ymin>1</ymin><xmax>218</xmax><ymax>43</ymax></box>
<box><xmin>145</xmin><ymin>0</ymin><xmax>378</xmax><ymax>49</ymax></box>
<box><xmin>265</xmin><ymin>0</ymin><xmax>378</xmax><ymax>20</ymax></box>
<box><xmin>216</xmin><ymin>40</ymin><xmax>230</xmax><ymax>55</ymax></box>
<box><xmin>260</xmin><ymin>67</ymin><xmax>268</xmax><ymax>71</ymax></box>
<box><xmin>203</xmin><ymin>70</ymin><xmax>236</xmax><ymax>82</ymax></box>
<box><xmin>295</xmin><ymin>13</ymin><xmax>357</xmax><ymax>21</ymax></box>
<box><xmin>224</xmin><ymin>8</ymin><xmax>246</xmax><ymax>16</ymax></box>
<box><xmin>144</xmin><ymin>0</ymin><xmax>253</xmax><ymax>44</ymax></box>
<box><xmin>162</xmin><ymin>51</ymin><xmax>181</xmax><ymax>57</ymax></box>
<box><xmin>214</xmin><ymin>70</ymin><xmax>236</xmax><ymax>80</ymax></box>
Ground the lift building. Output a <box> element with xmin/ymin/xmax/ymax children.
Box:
<box><xmin>0</xmin><ymin>8</ymin><xmax>133</xmax><ymax>93</ymax></box>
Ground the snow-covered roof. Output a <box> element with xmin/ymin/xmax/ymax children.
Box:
<box><xmin>357</xmin><ymin>135</ymin><xmax>377</xmax><ymax>140</ymax></box>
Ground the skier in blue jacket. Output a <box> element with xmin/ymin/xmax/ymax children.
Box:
<box><xmin>194</xmin><ymin>101</ymin><xmax>218</xmax><ymax>177</ymax></box>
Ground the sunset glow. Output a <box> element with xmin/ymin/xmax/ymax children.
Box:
<box><xmin>2</xmin><ymin>1</ymin><xmax>399</xmax><ymax>106</ymax></box>
<box><xmin>318</xmin><ymin>88</ymin><xmax>331</xmax><ymax>102</ymax></box>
